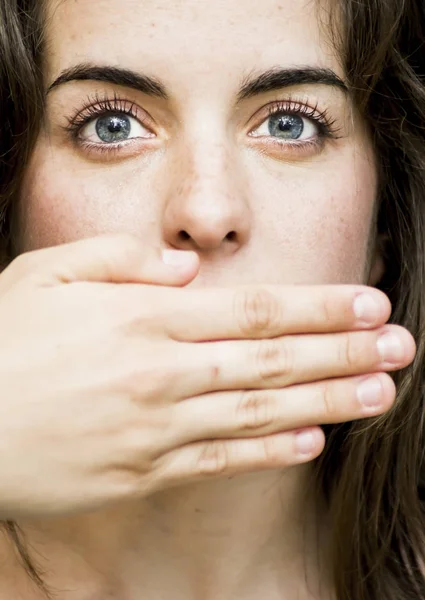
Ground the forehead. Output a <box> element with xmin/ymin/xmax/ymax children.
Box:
<box><xmin>45</xmin><ymin>0</ymin><xmax>342</xmax><ymax>85</ymax></box>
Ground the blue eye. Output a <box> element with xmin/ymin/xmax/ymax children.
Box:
<box><xmin>251</xmin><ymin>111</ymin><xmax>318</xmax><ymax>142</ymax></box>
<box><xmin>267</xmin><ymin>114</ymin><xmax>304</xmax><ymax>140</ymax></box>
<box><xmin>96</xmin><ymin>114</ymin><xmax>132</xmax><ymax>143</ymax></box>
<box><xmin>79</xmin><ymin>112</ymin><xmax>153</xmax><ymax>144</ymax></box>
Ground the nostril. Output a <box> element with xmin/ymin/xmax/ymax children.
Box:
<box><xmin>178</xmin><ymin>230</ymin><xmax>191</xmax><ymax>241</ymax></box>
<box><xmin>176</xmin><ymin>229</ymin><xmax>238</xmax><ymax>246</ymax></box>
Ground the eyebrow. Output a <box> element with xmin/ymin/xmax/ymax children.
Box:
<box><xmin>47</xmin><ymin>63</ymin><xmax>168</xmax><ymax>98</ymax></box>
<box><xmin>47</xmin><ymin>63</ymin><xmax>348</xmax><ymax>100</ymax></box>
<box><xmin>238</xmin><ymin>67</ymin><xmax>348</xmax><ymax>100</ymax></box>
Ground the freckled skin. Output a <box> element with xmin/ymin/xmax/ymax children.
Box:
<box><xmin>8</xmin><ymin>0</ymin><xmax>381</xmax><ymax>598</ymax></box>
<box><xmin>17</xmin><ymin>0</ymin><xmax>378</xmax><ymax>287</ymax></box>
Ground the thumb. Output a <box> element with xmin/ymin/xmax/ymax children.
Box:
<box><xmin>7</xmin><ymin>234</ymin><xmax>200</xmax><ymax>287</ymax></box>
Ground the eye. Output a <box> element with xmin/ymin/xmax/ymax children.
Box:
<box><xmin>80</xmin><ymin>112</ymin><xmax>154</xmax><ymax>144</ymax></box>
<box><xmin>251</xmin><ymin>112</ymin><xmax>318</xmax><ymax>142</ymax></box>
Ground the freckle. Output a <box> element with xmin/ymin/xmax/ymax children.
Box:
<box><xmin>211</xmin><ymin>366</ymin><xmax>220</xmax><ymax>381</ymax></box>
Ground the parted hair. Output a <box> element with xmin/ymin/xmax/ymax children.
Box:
<box><xmin>1</xmin><ymin>0</ymin><xmax>425</xmax><ymax>598</ymax></box>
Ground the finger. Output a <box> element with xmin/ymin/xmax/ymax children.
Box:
<box><xmin>5</xmin><ymin>234</ymin><xmax>199</xmax><ymax>287</ymax></box>
<box><xmin>153</xmin><ymin>427</ymin><xmax>325</xmax><ymax>488</ymax></box>
<box><xmin>164</xmin><ymin>284</ymin><xmax>391</xmax><ymax>342</ymax></box>
<box><xmin>176</xmin><ymin>324</ymin><xmax>415</xmax><ymax>396</ymax></box>
<box><xmin>171</xmin><ymin>373</ymin><xmax>395</xmax><ymax>445</ymax></box>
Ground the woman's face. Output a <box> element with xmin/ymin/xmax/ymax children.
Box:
<box><xmin>17</xmin><ymin>0</ymin><xmax>379</xmax><ymax>286</ymax></box>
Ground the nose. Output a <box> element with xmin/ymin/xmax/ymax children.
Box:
<box><xmin>162</xmin><ymin>140</ymin><xmax>252</xmax><ymax>255</ymax></box>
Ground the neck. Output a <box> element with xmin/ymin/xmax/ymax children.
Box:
<box><xmin>3</xmin><ymin>466</ymin><xmax>333</xmax><ymax>600</ymax></box>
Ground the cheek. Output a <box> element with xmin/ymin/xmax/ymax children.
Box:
<box><xmin>247</xmin><ymin>146</ymin><xmax>377</xmax><ymax>285</ymax></box>
<box><xmin>16</xmin><ymin>137</ymin><xmax>376</xmax><ymax>288</ymax></box>
<box><xmin>16</xmin><ymin>144</ymin><xmax>159</xmax><ymax>252</ymax></box>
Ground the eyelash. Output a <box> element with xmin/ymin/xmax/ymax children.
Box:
<box><xmin>266</xmin><ymin>100</ymin><xmax>337</xmax><ymax>135</ymax></box>
<box><xmin>63</xmin><ymin>94</ymin><xmax>340</xmax><ymax>157</ymax></box>
<box><xmin>65</xmin><ymin>94</ymin><xmax>142</xmax><ymax>136</ymax></box>
<box><xmin>250</xmin><ymin>99</ymin><xmax>340</xmax><ymax>151</ymax></box>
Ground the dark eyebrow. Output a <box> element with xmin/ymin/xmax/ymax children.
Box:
<box><xmin>238</xmin><ymin>67</ymin><xmax>348</xmax><ymax>100</ymax></box>
<box><xmin>47</xmin><ymin>63</ymin><xmax>168</xmax><ymax>99</ymax></box>
<box><xmin>47</xmin><ymin>64</ymin><xmax>347</xmax><ymax>102</ymax></box>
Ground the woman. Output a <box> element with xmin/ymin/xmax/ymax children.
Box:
<box><xmin>0</xmin><ymin>0</ymin><xmax>424</xmax><ymax>598</ymax></box>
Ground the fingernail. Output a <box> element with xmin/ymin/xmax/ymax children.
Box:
<box><xmin>353</xmin><ymin>293</ymin><xmax>382</xmax><ymax>326</ymax></box>
<box><xmin>377</xmin><ymin>332</ymin><xmax>404</xmax><ymax>364</ymax></box>
<box><xmin>162</xmin><ymin>249</ymin><xmax>194</xmax><ymax>267</ymax></box>
<box><xmin>357</xmin><ymin>376</ymin><xmax>383</xmax><ymax>408</ymax></box>
<box><xmin>294</xmin><ymin>431</ymin><xmax>315</xmax><ymax>455</ymax></box>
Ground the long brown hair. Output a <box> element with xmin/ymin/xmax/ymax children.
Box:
<box><xmin>0</xmin><ymin>0</ymin><xmax>43</xmax><ymax>264</ymax></box>
<box><xmin>1</xmin><ymin>1</ymin><xmax>425</xmax><ymax>598</ymax></box>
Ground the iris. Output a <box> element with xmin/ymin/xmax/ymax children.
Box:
<box><xmin>96</xmin><ymin>114</ymin><xmax>131</xmax><ymax>143</ymax></box>
<box><xmin>268</xmin><ymin>114</ymin><xmax>303</xmax><ymax>140</ymax></box>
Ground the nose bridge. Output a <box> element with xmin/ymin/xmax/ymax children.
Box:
<box><xmin>181</xmin><ymin>136</ymin><xmax>232</xmax><ymax>210</ymax></box>
<box><xmin>162</xmin><ymin>125</ymin><xmax>252</xmax><ymax>252</ymax></box>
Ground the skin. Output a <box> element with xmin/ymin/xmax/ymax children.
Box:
<box><xmin>2</xmin><ymin>0</ymin><xmax>403</xmax><ymax>598</ymax></box>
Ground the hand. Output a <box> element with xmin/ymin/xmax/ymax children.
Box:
<box><xmin>0</xmin><ymin>235</ymin><xmax>415</xmax><ymax>518</ymax></box>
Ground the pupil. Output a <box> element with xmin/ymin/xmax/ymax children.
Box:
<box><xmin>268</xmin><ymin>114</ymin><xmax>303</xmax><ymax>140</ymax></box>
<box><xmin>108</xmin><ymin>118</ymin><xmax>123</xmax><ymax>133</ymax></box>
<box><xmin>96</xmin><ymin>114</ymin><xmax>131</xmax><ymax>143</ymax></box>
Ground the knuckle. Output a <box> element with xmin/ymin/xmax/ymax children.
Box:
<box><xmin>125</xmin><ymin>349</ymin><xmax>181</xmax><ymax>401</ymax></box>
<box><xmin>120</xmin><ymin>428</ymin><xmax>155</xmax><ymax>463</ymax></box>
<box><xmin>118</xmin><ymin>233</ymin><xmax>144</xmax><ymax>258</ymax></box>
<box><xmin>319</xmin><ymin>381</ymin><xmax>338</xmax><ymax>418</ymax></box>
<box><xmin>98</xmin><ymin>233</ymin><xmax>143</xmax><ymax>269</ymax></box>
<box><xmin>115</xmin><ymin>289</ymin><xmax>163</xmax><ymax>334</ymax></box>
<box><xmin>195</xmin><ymin>441</ymin><xmax>229</xmax><ymax>476</ymax></box>
<box><xmin>236</xmin><ymin>391</ymin><xmax>275</xmax><ymax>431</ymax></box>
<box><xmin>236</xmin><ymin>287</ymin><xmax>281</xmax><ymax>337</ymax></box>
<box><xmin>338</xmin><ymin>332</ymin><xmax>360</xmax><ymax>370</ymax></box>
<box><xmin>320</xmin><ymin>294</ymin><xmax>335</xmax><ymax>326</ymax></box>
<box><xmin>107</xmin><ymin>463</ymin><xmax>156</xmax><ymax>500</ymax></box>
<box><xmin>262</xmin><ymin>436</ymin><xmax>286</xmax><ymax>466</ymax></box>
<box><xmin>107</xmin><ymin>232</ymin><xmax>140</xmax><ymax>251</ymax></box>
<box><xmin>255</xmin><ymin>338</ymin><xmax>293</xmax><ymax>382</ymax></box>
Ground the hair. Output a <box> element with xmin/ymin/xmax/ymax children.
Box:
<box><xmin>1</xmin><ymin>0</ymin><xmax>425</xmax><ymax>598</ymax></box>
<box><xmin>0</xmin><ymin>0</ymin><xmax>43</xmax><ymax>265</ymax></box>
